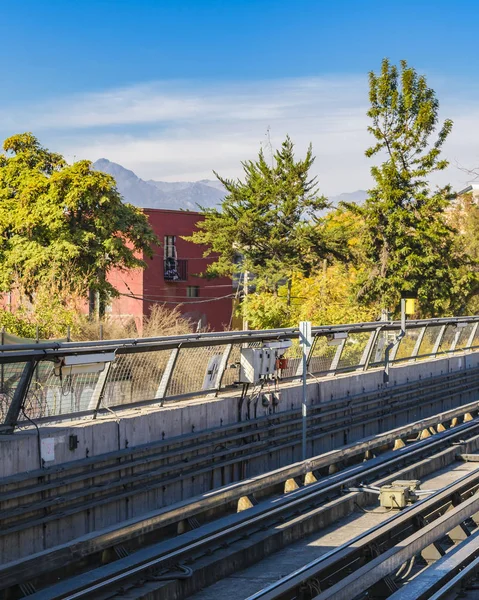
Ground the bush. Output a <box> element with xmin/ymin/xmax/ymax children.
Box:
<box><xmin>0</xmin><ymin>311</ymin><xmax>43</xmax><ymax>339</ymax></box>
<box><xmin>73</xmin><ymin>304</ymin><xmax>193</xmax><ymax>341</ymax></box>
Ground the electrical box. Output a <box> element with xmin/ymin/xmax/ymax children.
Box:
<box><xmin>404</xmin><ymin>298</ymin><xmax>416</xmax><ymax>315</ymax></box>
<box><xmin>239</xmin><ymin>348</ymin><xmax>276</xmax><ymax>383</ymax></box>
<box><xmin>261</xmin><ymin>348</ymin><xmax>276</xmax><ymax>377</ymax></box>
<box><xmin>379</xmin><ymin>484</ymin><xmax>412</xmax><ymax>509</ymax></box>
<box><xmin>239</xmin><ymin>343</ymin><xmax>291</xmax><ymax>384</ymax></box>
<box><xmin>239</xmin><ymin>348</ymin><xmax>262</xmax><ymax>383</ymax></box>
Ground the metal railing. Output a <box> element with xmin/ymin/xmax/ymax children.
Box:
<box><xmin>1</xmin><ymin>316</ymin><xmax>479</xmax><ymax>433</ymax></box>
<box><xmin>163</xmin><ymin>258</ymin><xmax>188</xmax><ymax>281</ymax></box>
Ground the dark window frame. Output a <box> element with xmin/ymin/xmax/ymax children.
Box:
<box><xmin>187</xmin><ymin>286</ymin><xmax>200</xmax><ymax>298</ymax></box>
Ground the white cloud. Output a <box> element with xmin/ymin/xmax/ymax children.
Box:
<box><xmin>2</xmin><ymin>77</ymin><xmax>367</xmax><ymax>130</ymax></box>
<box><xmin>1</xmin><ymin>76</ymin><xmax>478</xmax><ymax>196</ymax></box>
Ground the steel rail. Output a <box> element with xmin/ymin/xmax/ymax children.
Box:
<box><xmin>3</xmin><ymin>399</ymin><xmax>479</xmax><ymax>594</ymax></box>
<box><xmin>246</xmin><ymin>467</ymin><xmax>479</xmax><ymax>600</ymax></box>
<box><xmin>428</xmin><ymin>555</ymin><xmax>479</xmax><ymax>600</ymax></box>
<box><xmin>312</xmin><ymin>489</ymin><xmax>479</xmax><ymax>600</ymax></box>
<box><xmin>388</xmin><ymin>527</ymin><xmax>479</xmax><ymax>600</ymax></box>
<box><xmin>17</xmin><ymin>417</ymin><xmax>479</xmax><ymax>600</ymax></box>
<box><xmin>0</xmin><ymin>413</ymin><xmax>471</xmax><ymax>593</ymax></box>
<box><xmin>2</xmin><ymin>370</ymin><xmax>478</xmax><ymax>538</ymax></box>
<box><xmin>0</xmin><ymin>316</ymin><xmax>478</xmax><ymax>360</ymax></box>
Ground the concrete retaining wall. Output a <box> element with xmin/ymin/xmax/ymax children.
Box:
<box><xmin>0</xmin><ymin>352</ymin><xmax>478</xmax><ymax>562</ymax></box>
<box><xmin>1</xmin><ymin>353</ymin><xmax>477</xmax><ymax>479</ymax></box>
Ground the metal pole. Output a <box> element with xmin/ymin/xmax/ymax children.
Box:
<box><xmin>1</xmin><ymin>328</ymin><xmax>4</xmax><ymax>394</ymax></box>
<box><xmin>90</xmin><ymin>362</ymin><xmax>112</xmax><ymax>418</ymax></box>
<box><xmin>410</xmin><ymin>326</ymin><xmax>427</xmax><ymax>361</ymax></box>
<box><xmin>362</xmin><ymin>327</ymin><xmax>383</xmax><ymax>371</ymax></box>
<box><xmin>432</xmin><ymin>325</ymin><xmax>447</xmax><ymax>357</ymax></box>
<box><xmin>467</xmin><ymin>322</ymin><xmax>479</xmax><ymax>351</ymax></box>
<box><xmin>330</xmin><ymin>335</ymin><xmax>347</xmax><ymax>373</ymax></box>
<box><xmin>384</xmin><ymin>302</ymin><xmax>407</xmax><ymax>385</ymax></box>
<box><xmin>299</xmin><ymin>321</ymin><xmax>312</xmax><ymax>461</ymax></box>
<box><xmin>401</xmin><ymin>298</ymin><xmax>406</xmax><ymax>334</ymax></box>
<box><xmin>156</xmin><ymin>347</ymin><xmax>180</xmax><ymax>405</ymax></box>
<box><xmin>242</xmin><ymin>271</ymin><xmax>249</xmax><ymax>331</ymax></box>
<box><xmin>214</xmin><ymin>344</ymin><xmax>233</xmax><ymax>395</ymax></box>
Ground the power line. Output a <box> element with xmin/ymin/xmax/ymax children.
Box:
<box><xmin>115</xmin><ymin>274</ymin><xmax>233</xmax><ymax>301</ymax></box>
<box><xmin>151</xmin><ymin>253</ymin><xmax>219</xmax><ymax>261</ymax></box>
<box><xmin>138</xmin><ymin>282</ymin><xmax>233</xmax><ymax>290</ymax></box>
<box><xmin>118</xmin><ymin>292</ymin><xmax>232</xmax><ymax>300</ymax></box>
<box><xmin>118</xmin><ymin>292</ymin><xmax>236</xmax><ymax>305</ymax></box>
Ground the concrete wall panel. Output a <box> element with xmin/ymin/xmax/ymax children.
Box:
<box><xmin>2</xmin><ymin>351</ymin><xmax>479</xmax><ymax>562</ymax></box>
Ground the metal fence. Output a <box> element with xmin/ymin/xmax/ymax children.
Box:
<box><xmin>1</xmin><ymin>316</ymin><xmax>479</xmax><ymax>433</ymax></box>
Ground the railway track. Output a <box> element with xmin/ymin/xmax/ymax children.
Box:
<box><xmin>386</xmin><ymin>525</ymin><xmax>479</xmax><ymax>599</ymax></box>
<box><xmin>4</xmin><ymin>408</ymin><xmax>479</xmax><ymax>600</ymax></box>
<box><xmin>2</xmin><ymin>366</ymin><xmax>478</xmax><ymax>564</ymax></box>
<box><xmin>247</xmin><ymin>464</ymin><xmax>479</xmax><ymax>600</ymax></box>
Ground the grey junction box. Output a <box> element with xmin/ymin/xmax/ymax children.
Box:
<box><xmin>239</xmin><ymin>348</ymin><xmax>277</xmax><ymax>384</ymax></box>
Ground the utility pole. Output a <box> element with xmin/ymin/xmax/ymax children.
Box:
<box><xmin>299</xmin><ymin>321</ymin><xmax>312</xmax><ymax>461</ymax></box>
<box><xmin>383</xmin><ymin>296</ymin><xmax>415</xmax><ymax>384</ymax></box>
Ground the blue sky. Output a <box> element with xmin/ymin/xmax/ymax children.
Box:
<box><xmin>1</xmin><ymin>0</ymin><xmax>479</xmax><ymax>195</ymax></box>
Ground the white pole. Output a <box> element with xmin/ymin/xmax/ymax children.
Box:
<box><xmin>243</xmin><ymin>270</ymin><xmax>249</xmax><ymax>330</ymax></box>
<box><xmin>401</xmin><ymin>298</ymin><xmax>406</xmax><ymax>334</ymax></box>
<box><xmin>299</xmin><ymin>321</ymin><xmax>312</xmax><ymax>461</ymax></box>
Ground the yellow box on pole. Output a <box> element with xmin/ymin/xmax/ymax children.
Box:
<box><xmin>404</xmin><ymin>298</ymin><xmax>416</xmax><ymax>315</ymax></box>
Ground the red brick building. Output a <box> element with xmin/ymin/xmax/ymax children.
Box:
<box><xmin>107</xmin><ymin>209</ymin><xmax>233</xmax><ymax>331</ymax></box>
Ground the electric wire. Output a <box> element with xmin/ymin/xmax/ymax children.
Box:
<box><xmin>118</xmin><ymin>291</ymin><xmax>237</xmax><ymax>305</ymax></box>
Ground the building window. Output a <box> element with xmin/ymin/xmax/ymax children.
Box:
<box><xmin>164</xmin><ymin>235</ymin><xmax>176</xmax><ymax>259</ymax></box>
<box><xmin>187</xmin><ymin>286</ymin><xmax>200</xmax><ymax>298</ymax></box>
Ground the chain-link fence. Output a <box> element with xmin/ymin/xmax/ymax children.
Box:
<box><xmin>1</xmin><ymin>318</ymin><xmax>479</xmax><ymax>431</ymax></box>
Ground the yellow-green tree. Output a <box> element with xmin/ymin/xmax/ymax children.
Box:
<box><xmin>447</xmin><ymin>192</ymin><xmax>479</xmax><ymax>313</ymax></box>
<box><xmin>241</xmin><ymin>264</ymin><xmax>378</xmax><ymax>330</ymax></box>
<box><xmin>238</xmin><ymin>204</ymin><xmax>375</xmax><ymax>329</ymax></box>
<box><xmin>0</xmin><ymin>133</ymin><xmax>157</xmax><ymax>306</ymax></box>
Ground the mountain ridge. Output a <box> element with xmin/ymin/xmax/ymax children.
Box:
<box><xmin>93</xmin><ymin>158</ymin><xmax>367</xmax><ymax>211</ymax></box>
<box><xmin>93</xmin><ymin>158</ymin><xmax>225</xmax><ymax>211</ymax></box>
<box><xmin>329</xmin><ymin>190</ymin><xmax>368</xmax><ymax>205</ymax></box>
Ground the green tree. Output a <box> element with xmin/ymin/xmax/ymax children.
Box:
<box><xmin>187</xmin><ymin>136</ymin><xmax>331</xmax><ymax>299</ymax></box>
<box><xmin>239</xmin><ymin>206</ymin><xmax>375</xmax><ymax>329</ymax></box>
<box><xmin>351</xmin><ymin>59</ymin><xmax>474</xmax><ymax>316</ymax></box>
<box><xmin>0</xmin><ymin>133</ymin><xmax>157</xmax><ymax>309</ymax></box>
<box><xmin>241</xmin><ymin>265</ymin><xmax>378</xmax><ymax>330</ymax></box>
<box><xmin>447</xmin><ymin>192</ymin><xmax>479</xmax><ymax>312</ymax></box>
<box><xmin>448</xmin><ymin>192</ymin><xmax>479</xmax><ymax>262</ymax></box>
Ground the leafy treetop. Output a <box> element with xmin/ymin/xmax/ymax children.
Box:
<box><xmin>349</xmin><ymin>59</ymin><xmax>474</xmax><ymax>316</ymax></box>
<box><xmin>0</xmin><ymin>133</ymin><xmax>158</xmax><ymax>301</ymax></box>
<box><xmin>187</xmin><ymin>136</ymin><xmax>331</xmax><ymax>294</ymax></box>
